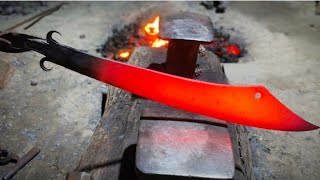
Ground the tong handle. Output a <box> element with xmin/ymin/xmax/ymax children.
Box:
<box><xmin>0</xmin><ymin>32</ymin><xmax>43</xmax><ymax>53</ymax></box>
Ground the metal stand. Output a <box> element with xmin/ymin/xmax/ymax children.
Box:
<box><xmin>136</xmin><ymin>12</ymin><xmax>235</xmax><ymax>179</ymax></box>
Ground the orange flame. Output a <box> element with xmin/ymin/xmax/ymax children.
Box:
<box><xmin>144</xmin><ymin>16</ymin><xmax>160</xmax><ymax>36</ymax></box>
<box><xmin>119</xmin><ymin>51</ymin><xmax>130</xmax><ymax>58</ymax></box>
<box><xmin>116</xmin><ymin>49</ymin><xmax>132</xmax><ymax>61</ymax></box>
<box><xmin>152</xmin><ymin>38</ymin><xmax>169</xmax><ymax>48</ymax></box>
<box><xmin>144</xmin><ymin>16</ymin><xmax>169</xmax><ymax>48</ymax></box>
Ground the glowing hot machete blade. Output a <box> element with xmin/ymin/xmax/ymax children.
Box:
<box><xmin>25</xmin><ymin>31</ymin><xmax>318</xmax><ymax>131</ymax></box>
<box><xmin>97</xmin><ymin>60</ymin><xmax>318</xmax><ymax>131</ymax></box>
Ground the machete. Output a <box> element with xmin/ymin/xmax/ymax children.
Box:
<box><xmin>1</xmin><ymin>31</ymin><xmax>318</xmax><ymax>131</ymax></box>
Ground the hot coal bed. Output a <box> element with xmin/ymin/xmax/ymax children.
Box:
<box><xmin>96</xmin><ymin>16</ymin><xmax>246</xmax><ymax>64</ymax></box>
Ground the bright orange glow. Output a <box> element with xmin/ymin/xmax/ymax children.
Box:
<box><xmin>94</xmin><ymin>59</ymin><xmax>319</xmax><ymax>131</ymax></box>
<box><xmin>144</xmin><ymin>16</ymin><xmax>160</xmax><ymax>36</ymax></box>
<box><xmin>143</xmin><ymin>16</ymin><xmax>169</xmax><ymax>48</ymax></box>
<box><xmin>151</xmin><ymin>38</ymin><xmax>169</xmax><ymax>48</ymax></box>
<box><xmin>116</xmin><ymin>49</ymin><xmax>132</xmax><ymax>61</ymax></box>
<box><xmin>119</xmin><ymin>51</ymin><xmax>130</xmax><ymax>58</ymax></box>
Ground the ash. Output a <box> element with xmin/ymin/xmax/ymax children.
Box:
<box><xmin>97</xmin><ymin>20</ymin><xmax>141</xmax><ymax>60</ymax></box>
<box><xmin>0</xmin><ymin>1</ymin><xmax>48</xmax><ymax>16</ymax></box>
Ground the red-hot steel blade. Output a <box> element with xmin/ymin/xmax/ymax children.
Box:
<box><xmin>93</xmin><ymin>59</ymin><xmax>318</xmax><ymax>131</ymax></box>
<box><xmin>4</xmin><ymin>31</ymin><xmax>318</xmax><ymax>131</ymax></box>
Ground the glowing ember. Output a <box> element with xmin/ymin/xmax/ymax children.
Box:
<box><xmin>120</xmin><ymin>51</ymin><xmax>130</xmax><ymax>58</ymax></box>
<box><xmin>99</xmin><ymin>15</ymin><xmax>245</xmax><ymax>63</ymax></box>
<box><xmin>226</xmin><ymin>44</ymin><xmax>241</xmax><ymax>56</ymax></box>
<box><xmin>143</xmin><ymin>16</ymin><xmax>169</xmax><ymax>48</ymax></box>
<box><xmin>152</xmin><ymin>38</ymin><xmax>169</xmax><ymax>48</ymax></box>
<box><xmin>144</xmin><ymin>16</ymin><xmax>160</xmax><ymax>36</ymax></box>
<box><xmin>116</xmin><ymin>49</ymin><xmax>132</xmax><ymax>61</ymax></box>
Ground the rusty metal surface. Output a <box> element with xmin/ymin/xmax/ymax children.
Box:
<box><xmin>195</xmin><ymin>47</ymin><xmax>228</xmax><ymax>84</ymax></box>
<box><xmin>141</xmin><ymin>103</ymin><xmax>227</xmax><ymax>127</ymax></box>
<box><xmin>159</xmin><ymin>12</ymin><xmax>214</xmax><ymax>42</ymax></box>
<box><xmin>136</xmin><ymin>120</ymin><xmax>235</xmax><ymax>179</ymax></box>
<box><xmin>157</xmin><ymin>12</ymin><xmax>215</xmax><ymax>78</ymax></box>
<box><xmin>0</xmin><ymin>148</ymin><xmax>19</xmax><ymax>166</ymax></box>
<box><xmin>164</xmin><ymin>40</ymin><xmax>200</xmax><ymax>78</ymax></box>
<box><xmin>2</xmin><ymin>147</ymin><xmax>40</xmax><ymax>180</ymax></box>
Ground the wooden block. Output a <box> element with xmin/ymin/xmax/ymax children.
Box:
<box><xmin>0</xmin><ymin>59</ymin><xmax>14</xmax><ymax>89</ymax></box>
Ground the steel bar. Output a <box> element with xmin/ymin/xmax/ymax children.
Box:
<box><xmin>2</xmin><ymin>3</ymin><xmax>66</xmax><ymax>32</ymax></box>
<box><xmin>2</xmin><ymin>147</ymin><xmax>40</xmax><ymax>180</ymax></box>
<box><xmin>158</xmin><ymin>12</ymin><xmax>214</xmax><ymax>78</ymax></box>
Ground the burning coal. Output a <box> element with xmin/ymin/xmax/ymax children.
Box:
<box><xmin>97</xmin><ymin>16</ymin><xmax>245</xmax><ymax>63</ymax></box>
<box><xmin>97</xmin><ymin>16</ymin><xmax>169</xmax><ymax>61</ymax></box>
<box><xmin>203</xmin><ymin>29</ymin><xmax>245</xmax><ymax>63</ymax></box>
<box><xmin>115</xmin><ymin>49</ymin><xmax>133</xmax><ymax>61</ymax></box>
<box><xmin>143</xmin><ymin>16</ymin><xmax>169</xmax><ymax>48</ymax></box>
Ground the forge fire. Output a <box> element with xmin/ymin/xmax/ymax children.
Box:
<box><xmin>98</xmin><ymin>15</ymin><xmax>244</xmax><ymax>63</ymax></box>
<box><xmin>0</xmin><ymin>2</ymin><xmax>319</xmax><ymax>180</ymax></box>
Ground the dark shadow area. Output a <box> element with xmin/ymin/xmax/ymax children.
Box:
<box><xmin>101</xmin><ymin>92</ymin><xmax>108</xmax><ymax>117</ymax></box>
<box><xmin>119</xmin><ymin>144</ymin><xmax>138</xmax><ymax>180</ymax></box>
